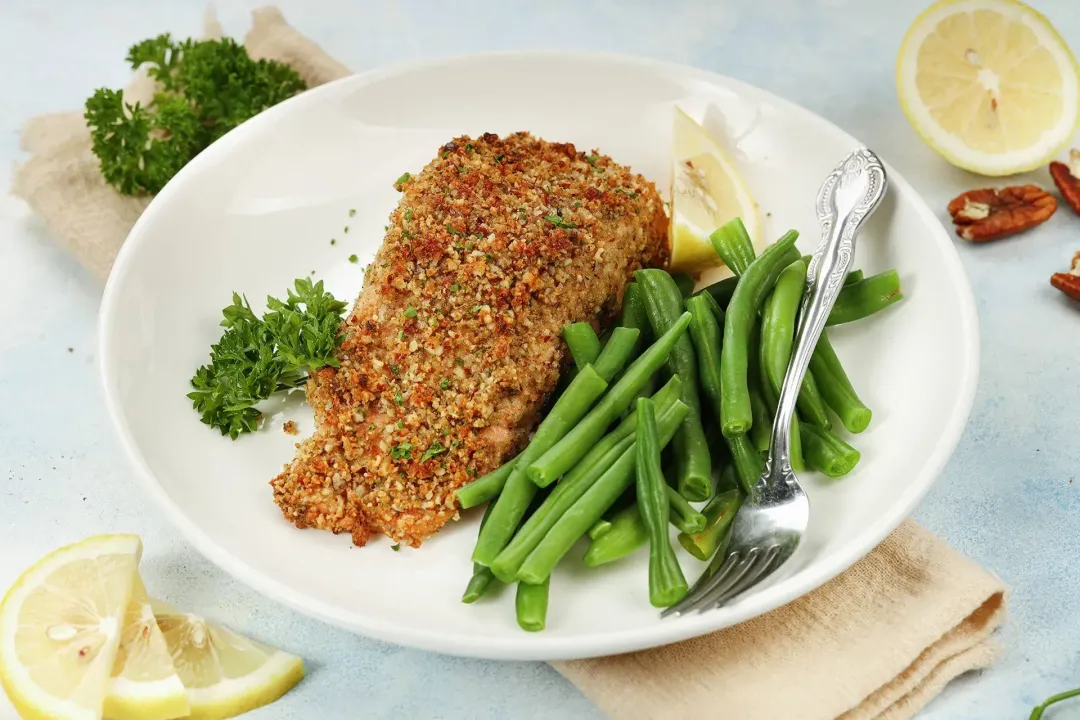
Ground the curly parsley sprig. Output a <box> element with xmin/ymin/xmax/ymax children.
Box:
<box><xmin>85</xmin><ymin>33</ymin><xmax>306</xmax><ymax>195</ymax></box>
<box><xmin>188</xmin><ymin>279</ymin><xmax>347</xmax><ymax>439</ymax></box>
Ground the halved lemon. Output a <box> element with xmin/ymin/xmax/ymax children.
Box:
<box><xmin>897</xmin><ymin>0</ymin><xmax>1080</xmax><ymax>176</ymax></box>
<box><xmin>0</xmin><ymin>534</ymin><xmax>142</xmax><ymax>720</ymax></box>
<box><xmin>670</xmin><ymin>106</ymin><xmax>760</xmax><ymax>274</ymax></box>
<box><xmin>104</xmin><ymin>577</ymin><xmax>189</xmax><ymax>720</ymax></box>
<box><xmin>152</xmin><ymin>600</ymin><xmax>304</xmax><ymax>720</ymax></box>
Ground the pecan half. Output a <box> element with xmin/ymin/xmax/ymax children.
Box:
<box><xmin>1049</xmin><ymin>149</ymin><xmax>1080</xmax><ymax>215</ymax></box>
<box><xmin>947</xmin><ymin>185</ymin><xmax>1057</xmax><ymax>242</ymax></box>
<box><xmin>1050</xmin><ymin>251</ymin><xmax>1080</xmax><ymax>302</ymax></box>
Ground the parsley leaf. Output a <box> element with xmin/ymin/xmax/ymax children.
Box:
<box><xmin>187</xmin><ymin>279</ymin><xmax>347</xmax><ymax>439</ymax></box>
<box><xmin>85</xmin><ymin>34</ymin><xmax>306</xmax><ymax>196</ymax></box>
<box><xmin>391</xmin><ymin>443</ymin><xmax>413</xmax><ymax>460</ymax></box>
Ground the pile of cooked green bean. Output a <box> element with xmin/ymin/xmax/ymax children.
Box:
<box><xmin>454</xmin><ymin>217</ymin><xmax>905</xmax><ymax>631</ymax></box>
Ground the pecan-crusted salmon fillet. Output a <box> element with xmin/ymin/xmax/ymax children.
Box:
<box><xmin>271</xmin><ymin>131</ymin><xmax>668</xmax><ymax>547</ymax></box>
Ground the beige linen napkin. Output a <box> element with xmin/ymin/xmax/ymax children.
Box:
<box><xmin>10</xmin><ymin>8</ymin><xmax>1007</xmax><ymax>719</ymax></box>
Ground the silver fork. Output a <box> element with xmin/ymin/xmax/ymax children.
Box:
<box><xmin>663</xmin><ymin>147</ymin><xmax>888</xmax><ymax>617</ymax></box>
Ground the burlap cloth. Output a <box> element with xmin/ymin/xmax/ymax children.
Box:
<box><xmin>10</xmin><ymin>8</ymin><xmax>1006</xmax><ymax>719</ymax></box>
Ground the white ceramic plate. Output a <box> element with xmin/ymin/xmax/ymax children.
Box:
<box><xmin>99</xmin><ymin>52</ymin><xmax>979</xmax><ymax>661</ymax></box>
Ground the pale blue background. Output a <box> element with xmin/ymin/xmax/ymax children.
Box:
<box><xmin>3</xmin><ymin>1</ymin><xmax>1080</xmax><ymax>718</ymax></box>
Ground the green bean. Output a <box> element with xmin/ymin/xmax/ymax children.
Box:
<box><xmin>592</xmin><ymin>326</ymin><xmax>640</xmax><ymax>382</ymax></box>
<box><xmin>828</xmin><ymin>270</ymin><xmax>903</xmax><ymax>326</ymax></box>
<box><xmin>528</xmin><ymin>312</ymin><xmax>692</xmax><ymax>487</ymax></box>
<box><xmin>699</xmin><ymin>275</ymin><xmax>738</xmax><ymax>310</ymax></box>
<box><xmin>759</xmin><ymin>259</ymin><xmax>832</xmax><ymax>429</ymax></box>
<box><xmin>727</xmin><ymin>433</ymin><xmax>762</xmax><ymax>495</ymax></box>
<box><xmin>619</xmin><ymin>283</ymin><xmax>652</xmax><ymax>357</ymax></box>
<box><xmin>489</xmin><ymin>379</ymin><xmax>683</xmax><ymax>581</ymax></box>
<box><xmin>583</xmin><ymin>503</ymin><xmax>646</xmax><ymax>567</ymax></box>
<box><xmin>810</xmin><ymin>331</ymin><xmax>871</xmax><ymax>433</ymax></box>
<box><xmin>678</xmin><ymin>488</ymin><xmax>742</xmax><ymax>561</ymax></box>
<box><xmin>472</xmin><ymin>365</ymin><xmax>608</xmax><ymax>566</ymax></box>
<box><xmin>456</xmin><ymin>452</ymin><xmax>520</xmax><ymax>510</ymax></box>
<box><xmin>709</xmin><ymin>217</ymin><xmax>756</xmax><ymax>276</ymax></box>
<box><xmin>672</xmin><ymin>272</ymin><xmax>696</xmax><ymax>298</ymax></box>
<box><xmin>462</xmin><ymin>501</ymin><xmax>498</xmax><ymax>603</ymax></box>
<box><xmin>635</xmin><ymin>270</ymin><xmax>712</xmax><ymax>501</ymax></box>
<box><xmin>667</xmin><ymin>485</ymin><xmax>707</xmax><ymax>534</ymax></box>
<box><xmin>748</xmin><ymin>385</ymin><xmax>773</xmax><ymax>454</ymax></box>
<box><xmin>562</xmin><ymin>322</ymin><xmax>601</xmax><ymax>369</ymax></box>
<box><xmin>515</xmin><ymin>577</ymin><xmax>550</xmax><ymax>631</ymax></box>
<box><xmin>685</xmin><ymin>292</ymin><xmax>723</xmax><ymax>416</ymax></box>
<box><xmin>844</xmin><ymin>269</ymin><xmax>864</xmax><ymax>286</ymax></box>
<box><xmin>542</xmin><ymin>374</ymin><xmax>682</xmax><ymax>491</ymax></box>
<box><xmin>587</xmin><ymin>518</ymin><xmax>613</xmax><ymax>540</ymax></box>
<box><xmin>719</xmin><ymin>230</ymin><xmax>800</xmax><ymax>437</ymax></box>
<box><xmin>789</xmin><ymin>414</ymin><xmax>805</xmax><ymax>472</ymax></box>
<box><xmin>714</xmin><ymin>464</ymin><xmax>739</xmax><ymax>494</ymax></box>
<box><xmin>635</xmin><ymin>397</ymin><xmax>689</xmax><ymax>607</ymax></box>
<box><xmin>801</xmin><ymin>423</ymin><xmax>861</xmax><ymax>477</ymax></box>
<box><xmin>518</xmin><ymin>401</ymin><xmax>689</xmax><ymax>584</ymax></box>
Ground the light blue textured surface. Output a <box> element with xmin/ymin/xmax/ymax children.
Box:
<box><xmin>2</xmin><ymin>1</ymin><xmax>1080</xmax><ymax>718</ymax></box>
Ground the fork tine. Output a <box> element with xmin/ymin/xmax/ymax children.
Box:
<box><xmin>700</xmin><ymin>545</ymin><xmax>781</xmax><ymax>610</ymax></box>
<box><xmin>660</xmin><ymin>550</ymin><xmax>740</xmax><ymax>618</ymax></box>
<box><xmin>683</xmin><ymin>547</ymin><xmax>761</xmax><ymax>613</ymax></box>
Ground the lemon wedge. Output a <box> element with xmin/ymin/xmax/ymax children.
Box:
<box><xmin>104</xmin><ymin>577</ymin><xmax>189</xmax><ymax>720</ymax></box>
<box><xmin>670</xmin><ymin>106</ymin><xmax>759</xmax><ymax>274</ymax></box>
<box><xmin>897</xmin><ymin>0</ymin><xmax>1080</xmax><ymax>176</ymax></box>
<box><xmin>151</xmin><ymin>600</ymin><xmax>304</xmax><ymax>720</ymax></box>
<box><xmin>0</xmin><ymin>534</ymin><xmax>142</xmax><ymax>720</ymax></box>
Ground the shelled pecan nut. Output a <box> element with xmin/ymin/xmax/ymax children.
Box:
<box><xmin>1050</xmin><ymin>251</ymin><xmax>1080</xmax><ymax>302</ymax></box>
<box><xmin>1049</xmin><ymin>149</ymin><xmax>1080</xmax><ymax>215</ymax></box>
<box><xmin>947</xmin><ymin>185</ymin><xmax>1057</xmax><ymax>242</ymax></box>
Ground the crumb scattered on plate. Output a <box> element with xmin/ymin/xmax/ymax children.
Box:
<box><xmin>283</xmin><ymin>420</ymin><xmax>299</xmax><ymax>435</ymax></box>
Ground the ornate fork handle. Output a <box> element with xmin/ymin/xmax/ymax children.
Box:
<box><xmin>767</xmin><ymin>149</ymin><xmax>888</xmax><ymax>487</ymax></box>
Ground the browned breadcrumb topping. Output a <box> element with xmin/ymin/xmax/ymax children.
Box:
<box><xmin>270</xmin><ymin>131</ymin><xmax>668</xmax><ymax>547</ymax></box>
<box><xmin>283</xmin><ymin>420</ymin><xmax>299</xmax><ymax>436</ymax></box>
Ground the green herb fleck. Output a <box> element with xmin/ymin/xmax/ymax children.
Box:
<box><xmin>397</xmin><ymin>420</ymin><xmax>404</xmax><ymax>430</ymax></box>
<box><xmin>348</xmin><ymin>254</ymin><xmax>359</xmax><ymax>263</ymax></box>
<box><xmin>404</xmin><ymin>306</ymin><xmax>417</xmax><ymax>318</ymax></box>
<box><xmin>391</xmin><ymin>543</ymin><xmax>401</xmax><ymax>552</ymax></box>
<box><xmin>397</xmin><ymin>330</ymin><xmax>404</xmax><ymax>341</ymax></box>
<box><xmin>391</xmin><ymin>442</ymin><xmax>412</xmax><ymax>460</ymax></box>
<box><xmin>394</xmin><ymin>393</ymin><xmax>404</xmax><ymax>405</ymax></box>
<box><xmin>348</xmin><ymin>208</ymin><xmax>357</xmax><ymax>217</ymax></box>
<box><xmin>544</xmin><ymin>214</ymin><xmax>577</xmax><ymax>230</ymax></box>
<box><xmin>465</xmin><ymin>242</ymin><xmax>474</xmax><ymax>252</ymax></box>
<box><xmin>439</xmin><ymin>378</ymin><xmax>451</xmax><ymax>390</ymax></box>
<box><xmin>472</xmin><ymin>305</ymin><xmax>482</xmax><ymax>314</ymax></box>
<box><xmin>421</xmin><ymin>441</ymin><xmax>447</xmax><ymax>463</ymax></box>
<box><xmin>484</xmin><ymin>253</ymin><xmax>494</xmax><ymax>263</ymax></box>
<box><xmin>573</xmin><ymin>201</ymin><xmax>582</xmax><ymax>208</ymax></box>
<box><xmin>330</xmin><ymin>238</ymin><xmax>336</xmax><ymax>245</ymax></box>
<box><xmin>405</xmin><ymin>209</ymin><xmax>413</xmax><ymax>222</ymax></box>
<box><xmin>465</xmin><ymin>143</ymin><xmax>474</xmax><ymax>152</ymax></box>
<box><xmin>390</xmin><ymin>363</ymin><xmax>400</xmax><ymax>376</ymax></box>
<box><xmin>585</xmin><ymin>154</ymin><xmax>599</xmax><ymax>166</ymax></box>
<box><xmin>455</xmin><ymin>357</ymin><xmax>465</xmax><ymax>366</ymax></box>
<box><xmin>616</xmin><ymin>188</ymin><xmax>638</xmax><ymax>199</ymax></box>
<box><xmin>446</xmin><ymin>224</ymin><xmax>463</xmax><ymax>236</ymax></box>
<box><xmin>450</xmin><ymin>283</ymin><xmax>460</xmax><ymax>293</ymax></box>
<box><xmin>494</xmin><ymin>154</ymin><xmax>505</xmax><ymax>163</ymax></box>
<box><xmin>394</xmin><ymin>172</ymin><xmax>411</xmax><ymax>187</ymax></box>
<box><xmin>344</xmin><ymin>226</ymin><xmax>350</xmax><ymax>233</ymax></box>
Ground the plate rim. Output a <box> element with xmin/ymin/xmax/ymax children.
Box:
<box><xmin>98</xmin><ymin>49</ymin><xmax>981</xmax><ymax>661</ymax></box>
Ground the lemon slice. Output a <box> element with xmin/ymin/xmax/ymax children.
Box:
<box><xmin>104</xmin><ymin>577</ymin><xmax>189</xmax><ymax>720</ymax></box>
<box><xmin>151</xmin><ymin>600</ymin><xmax>304</xmax><ymax>720</ymax></box>
<box><xmin>670</xmin><ymin>106</ymin><xmax>759</xmax><ymax>274</ymax></box>
<box><xmin>897</xmin><ymin>0</ymin><xmax>1080</xmax><ymax>176</ymax></box>
<box><xmin>0</xmin><ymin>534</ymin><xmax>142</xmax><ymax>720</ymax></box>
